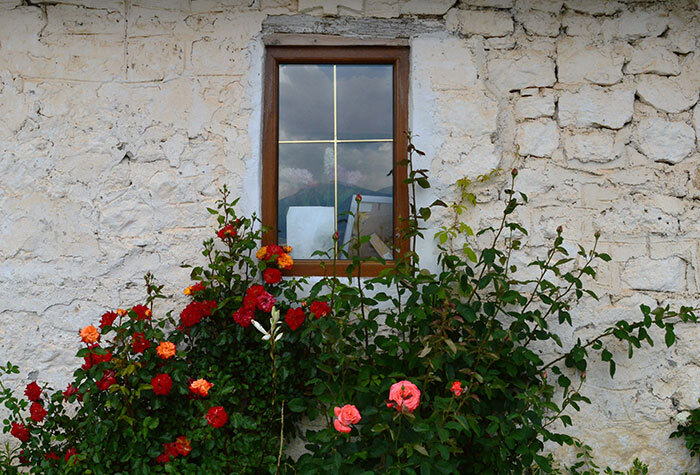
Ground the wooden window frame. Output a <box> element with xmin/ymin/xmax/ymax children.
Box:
<box><xmin>262</xmin><ymin>45</ymin><xmax>410</xmax><ymax>277</ymax></box>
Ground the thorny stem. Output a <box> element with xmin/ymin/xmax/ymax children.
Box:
<box><xmin>354</xmin><ymin>199</ymin><xmax>369</xmax><ymax>350</ymax></box>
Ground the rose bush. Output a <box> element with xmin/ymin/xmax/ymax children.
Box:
<box><xmin>0</xmin><ymin>140</ymin><xmax>697</xmax><ymax>474</ymax></box>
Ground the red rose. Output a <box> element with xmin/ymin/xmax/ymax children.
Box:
<box><xmin>233</xmin><ymin>306</ymin><xmax>254</xmax><ymax>327</ymax></box>
<box><xmin>11</xmin><ymin>422</ymin><xmax>29</xmax><ymax>442</ymax></box>
<box><xmin>99</xmin><ymin>311</ymin><xmax>118</xmax><ymax>329</ymax></box>
<box><xmin>131</xmin><ymin>332</ymin><xmax>151</xmax><ymax>354</ymax></box>
<box><xmin>132</xmin><ymin>304</ymin><xmax>150</xmax><ymax>321</ymax></box>
<box><xmin>65</xmin><ymin>447</ymin><xmax>78</xmax><ymax>463</ymax></box>
<box><xmin>163</xmin><ymin>442</ymin><xmax>179</xmax><ymax>458</ymax></box>
<box><xmin>285</xmin><ymin>307</ymin><xmax>305</xmax><ymax>331</ymax></box>
<box><xmin>309</xmin><ymin>301</ymin><xmax>331</xmax><ymax>319</ymax></box>
<box><xmin>263</xmin><ymin>268</ymin><xmax>282</xmax><ymax>285</ymax></box>
<box><xmin>29</xmin><ymin>402</ymin><xmax>47</xmax><ymax>422</ymax></box>
<box><xmin>205</xmin><ymin>406</ymin><xmax>228</xmax><ymax>428</ymax></box>
<box><xmin>45</xmin><ymin>451</ymin><xmax>59</xmax><ymax>461</ymax></box>
<box><xmin>63</xmin><ymin>383</ymin><xmax>78</xmax><ymax>400</ymax></box>
<box><xmin>96</xmin><ymin>369</ymin><xmax>117</xmax><ymax>391</ymax></box>
<box><xmin>265</xmin><ymin>245</ymin><xmax>284</xmax><ymax>260</ymax></box>
<box><xmin>217</xmin><ymin>224</ymin><xmax>237</xmax><ymax>240</ymax></box>
<box><xmin>25</xmin><ymin>381</ymin><xmax>41</xmax><ymax>401</ymax></box>
<box><xmin>152</xmin><ymin>374</ymin><xmax>173</xmax><ymax>396</ymax></box>
<box><xmin>156</xmin><ymin>452</ymin><xmax>171</xmax><ymax>464</ymax></box>
<box><xmin>245</xmin><ymin>285</ymin><xmax>275</xmax><ymax>312</ymax></box>
<box><xmin>179</xmin><ymin>300</ymin><xmax>217</xmax><ymax>328</ymax></box>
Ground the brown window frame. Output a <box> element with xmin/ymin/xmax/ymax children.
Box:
<box><xmin>262</xmin><ymin>45</ymin><xmax>410</xmax><ymax>277</ymax></box>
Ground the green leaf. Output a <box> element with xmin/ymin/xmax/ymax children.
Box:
<box><xmin>665</xmin><ymin>326</ymin><xmax>676</xmax><ymax>347</ymax></box>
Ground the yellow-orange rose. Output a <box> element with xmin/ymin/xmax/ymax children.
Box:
<box><xmin>255</xmin><ymin>247</ymin><xmax>267</xmax><ymax>260</ymax></box>
<box><xmin>277</xmin><ymin>253</ymin><xmax>293</xmax><ymax>269</ymax></box>
<box><xmin>189</xmin><ymin>379</ymin><xmax>213</xmax><ymax>397</ymax></box>
<box><xmin>79</xmin><ymin>325</ymin><xmax>100</xmax><ymax>344</ymax></box>
<box><xmin>156</xmin><ymin>341</ymin><xmax>176</xmax><ymax>359</ymax></box>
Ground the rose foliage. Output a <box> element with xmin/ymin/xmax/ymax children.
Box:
<box><xmin>1</xmin><ymin>140</ymin><xmax>698</xmax><ymax>474</ymax></box>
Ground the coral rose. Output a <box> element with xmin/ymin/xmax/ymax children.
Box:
<box><xmin>333</xmin><ymin>404</ymin><xmax>361</xmax><ymax>433</ymax></box>
<box><xmin>206</xmin><ymin>406</ymin><xmax>228</xmax><ymax>428</ymax></box>
<box><xmin>387</xmin><ymin>380</ymin><xmax>421</xmax><ymax>413</ymax></box>
<box><xmin>285</xmin><ymin>307</ymin><xmax>305</xmax><ymax>331</ymax></box>
<box><xmin>11</xmin><ymin>422</ymin><xmax>30</xmax><ymax>442</ymax></box>
<box><xmin>25</xmin><ymin>381</ymin><xmax>41</xmax><ymax>402</ymax></box>
<box><xmin>450</xmin><ymin>381</ymin><xmax>463</xmax><ymax>397</ymax></box>
<box><xmin>79</xmin><ymin>325</ymin><xmax>100</xmax><ymax>344</ymax></box>
<box><xmin>189</xmin><ymin>378</ymin><xmax>213</xmax><ymax>397</ymax></box>
<box><xmin>156</xmin><ymin>341</ymin><xmax>176</xmax><ymax>359</ymax></box>
<box><xmin>263</xmin><ymin>268</ymin><xmax>282</xmax><ymax>285</ymax></box>
<box><xmin>309</xmin><ymin>301</ymin><xmax>331</xmax><ymax>319</ymax></box>
<box><xmin>152</xmin><ymin>374</ymin><xmax>173</xmax><ymax>396</ymax></box>
<box><xmin>30</xmin><ymin>402</ymin><xmax>47</xmax><ymax>422</ymax></box>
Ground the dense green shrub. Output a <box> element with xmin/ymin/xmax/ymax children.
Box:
<box><xmin>1</xmin><ymin>140</ymin><xmax>697</xmax><ymax>473</ymax></box>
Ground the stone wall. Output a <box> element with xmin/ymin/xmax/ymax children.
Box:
<box><xmin>0</xmin><ymin>0</ymin><xmax>698</xmax><ymax>471</ymax></box>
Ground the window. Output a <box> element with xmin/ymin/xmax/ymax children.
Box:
<box><xmin>262</xmin><ymin>45</ymin><xmax>409</xmax><ymax>276</ymax></box>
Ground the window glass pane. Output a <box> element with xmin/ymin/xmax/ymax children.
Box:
<box><xmin>279</xmin><ymin>65</ymin><xmax>334</xmax><ymax>141</ymax></box>
<box><xmin>337</xmin><ymin>142</ymin><xmax>393</xmax><ymax>259</ymax></box>
<box><xmin>336</xmin><ymin>65</ymin><xmax>393</xmax><ymax>140</ymax></box>
<box><xmin>278</xmin><ymin>143</ymin><xmax>335</xmax><ymax>259</ymax></box>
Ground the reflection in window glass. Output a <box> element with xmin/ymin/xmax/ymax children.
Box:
<box><xmin>337</xmin><ymin>65</ymin><xmax>393</xmax><ymax>140</ymax></box>
<box><xmin>277</xmin><ymin>63</ymin><xmax>394</xmax><ymax>260</ymax></box>
<box><xmin>279</xmin><ymin>65</ymin><xmax>334</xmax><ymax>141</ymax></box>
<box><xmin>278</xmin><ymin>143</ymin><xmax>334</xmax><ymax>259</ymax></box>
<box><xmin>337</xmin><ymin>142</ymin><xmax>393</xmax><ymax>258</ymax></box>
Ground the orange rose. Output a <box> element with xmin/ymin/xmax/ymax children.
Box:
<box><xmin>277</xmin><ymin>253</ymin><xmax>293</xmax><ymax>269</ymax></box>
<box><xmin>174</xmin><ymin>436</ymin><xmax>191</xmax><ymax>456</ymax></box>
<box><xmin>189</xmin><ymin>379</ymin><xmax>213</xmax><ymax>397</ymax></box>
<box><xmin>117</xmin><ymin>308</ymin><xmax>127</xmax><ymax>316</ymax></box>
<box><xmin>255</xmin><ymin>247</ymin><xmax>267</xmax><ymax>260</ymax></box>
<box><xmin>79</xmin><ymin>325</ymin><xmax>100</xmax><ymax>344</ymax></box>
<box><xmin>156</xmin><ymin>342</ymin><xmax>176</xmax><ymax>359</ymax></box>
<box><xmin>283</xmin><ymin>245</ymin><xmax>292</xmax><ymax>253</ymax></box>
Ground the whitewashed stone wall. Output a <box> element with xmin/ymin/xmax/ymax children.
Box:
<box><xmin>0</xmin><ymin>0</ymin><xmax>698</xmax><ymax>471</ymax></box>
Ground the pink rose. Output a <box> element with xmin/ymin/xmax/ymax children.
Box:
<box><xmin>333</xmin><ymin>404</ymin><xmax>361</xmax><ymax>433</ymax></box>
<box><xmin>387</xmin><ymin>380</ymin><xmax>421</xmax><ymax>413</ymax></box>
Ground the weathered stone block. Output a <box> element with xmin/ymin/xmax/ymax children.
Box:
<box><xmin>445</xmin><ymin>9</ymin><xmax>514</xmax><ymax>37</ymax></box>
<box><xmin>622</xmin><ymin>257</ymin><xmax>686</xmax><ymax>292</ymax></box>
<box><xmin>400</xmin><ymin>0</ymin><xmax>454</xmax><ymax>15</ymax></box>
<box><xmin>558</xmin><ymin>86</ymin><xmax>634</xmax><ymax>129</ymax></box>
<box><xmin>561</xmin><ymin>11</ymin><xmax>602</xmax><ymax>36</ymax></box>
<box><xmin>516</xmin><ymin>9</ymin><xmax>560</xmax><ymax>37</ymax></box>
<box><xmin>127</xmin><ymin>36</ymin><xmax>184</xmax><ymax>81</ymax></box>
<box><xmin>563</xmin><ymin>130</ymin><xmax>619</xmax><ymax>163</ymax></box>
<box><xmin>45</xmin><ymin>4</ymin><xmax>124</xmax><ymax>36</ymax></box>
<box><xmin>635</xmin><ymin>118</ymin><xmax>696</xmax><ymax>165</ymax></box>
<box><xmin>636</xmin><ymin>75</ymin><xmax>699</xmax><ymax>114</ymax></box>
<box><xmin>601</xmin><ymin>9</ymin><xmax>668</xmax><ymax>41</ymax></box>
<box><xmin>624</xmin><ymin>38</ymin><xmax>680</xmax><ymax>76</ymax></box>
<box><xmin>462</xmin><ymin>0</ymin><xmax>514</xmax><ymax>6</ymax></box>
<box><xmin>557</xmin><ymin>37</ymin><xmax>623</xmax><ymax>85</ymax></box>
<box><xmin>411</xmin><ymin>36</ymin><xmax>478</xmax><ymax>89</ymax></box>
<box><xmin>364</xmin><ymin>0</ymin><xmax>399</xmax><ymax>17</ymax></box>
<box><xmin>514</xmin><ymin>94</ymin><xmax>555</xmax><ymax>119</ymax></box>
<box><xmin>564</xmin><ymin>0</ymin><xmax>622</xmax><ymax>15</ymax></box>
<box><xmin>298</xmin><ymin>0</ymin><xmax>362</xmax><ymax>14</ymax></box>
<box><xmin>487</xmin><ymin>50</ymin><xmax>556</xmax><ymax>92</ymax></box>
<box><xmin>516</xmin><ymin>119</ymin><xmax>559</xmax><ymax>157</ymax></box>
<box><xmin>694</xmin><ymin>105</ymin><xmax>700</xmax><ymax>148</ymax></box>
<box><xmin>515</xmin><ymin>0</ymin><xmax>562</xmax><ymax>13</ymax></box>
